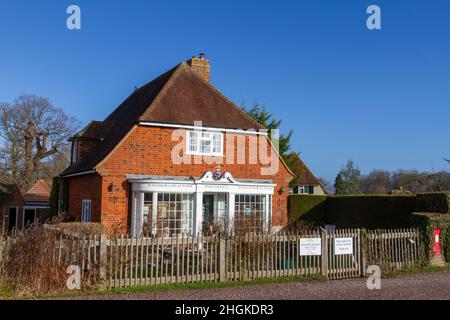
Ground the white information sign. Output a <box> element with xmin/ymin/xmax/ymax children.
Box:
<box><xmin>334</xmin><ymin>237</ymin><xmax>353</xmax><ymax>255</ymax></box>
<box><xmin>299</xmin><ymin>238</ymin><xmax>322</xmax><ymax>256</ymax></box>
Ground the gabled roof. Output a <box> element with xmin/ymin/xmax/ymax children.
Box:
<box><xmin>23</xmin><ymin>179</ymin><xmax>51</xmax><ymax>203</ymax></box>
<box><xmin>287</xmin><ymin>153</ymin><xmax>322</xmax><ymax>186</ymax></box>
<box><xmin>61</xmin><ymin>62</ymin><xmax>264</xmax><ymax>176</ymax></box>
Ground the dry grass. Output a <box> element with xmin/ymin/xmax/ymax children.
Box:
<box><xmin>54</xmin><ymin>222</ymin><xmax>104</xmax><ymax>237</ymax></box>
<box><xmin>0</xmin><ymin>219</ymin><xmax>102</xmax><ymax>297</ymax></box>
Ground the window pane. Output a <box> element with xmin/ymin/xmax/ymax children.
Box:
<box><xmin>200</xmin><ymin>138</ymin><xmax>211</xmax><ymax>154</ymax></box>
<box><xmin>143</xmin><ymin>193</ymin><xmax>153</xmax><ymax>236</ymax></box>
<box><xmin>189</xmin><ymin>131</ymin><xmax>198</xmax><ymax>152</ymax></box>
<box><xmin>156</xmin><ymin>193</ymin><xmax>193</xmax><ymax>236</ymax></box>
<box><xmin>212</xmin><ymin>133</ymin><xmax>223</xmax><ymax>154</ymax></box>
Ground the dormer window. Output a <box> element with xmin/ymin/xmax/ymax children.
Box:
<box><xmin>71</xmin><ymin>140</ymin><xmax>78</xmax><ymax>163</ymax></box>
<box><xmin>186</xmin><ymin>131</ymin><xmax>223</xmax><ymax>156</ymax></box>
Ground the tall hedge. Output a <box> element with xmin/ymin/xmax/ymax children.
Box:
<box><xmin>289</xmin><ymin>194</ymin><xmax>416</xmax><ymax>229</ymax></box>
<box><xmin>326</xmin><ymin>195</ymin><xmax>417</xmax><ymax>229</ymax></box>
<box><xmin>415</xmin><ymin>192</ymin><xmax>450</xmax><ymax>214</ymax></box>
<box><xmin>288</xmin><ymin>195</ymin><xmax>327</xmax><ymax>225</ymax></box>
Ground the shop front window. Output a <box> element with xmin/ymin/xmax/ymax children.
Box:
<box><xmin>156</xmin><ymin>193</ymin><xmax>193</xmax><ymax>236</ymax></box>
<box><xmin>234</xmin><ymin>194</ymin><xmax>270</xmax><ymax>234</ymax></box>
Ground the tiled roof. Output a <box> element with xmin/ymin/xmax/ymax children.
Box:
<box><xmin>70</xmin><ymin>121</ymin><xmax>114</xmax><ymax>141</ymax></box>
<box><xmin>61</xmin><ymin>61</ymin><xmax>263</xmax><ymax>176</ymax></box>
<box><xmin>23</xmin><ymin>179</ymin><xmax>51</xmax><ymax>203</ymax></box>
<box><xmin>287</xmin><ymin>153</ymin><xmax>321</xmax><ymax>186</ymax></box>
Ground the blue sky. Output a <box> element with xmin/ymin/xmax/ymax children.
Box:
<box><xmin>1</xmin><ymin>0</ymin><xmax>449</xmax><ymax>181</ymax></box>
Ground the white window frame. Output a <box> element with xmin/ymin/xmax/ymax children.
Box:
<box><xmin>71</xmin><ymin>141</ymin><xmax>78</xmax><ymax>163</ymax></box>
<box><xmin>81</xmin><ymin>199</ymin><xmax>91</xmax><ymax>223</ymax></box>
<box><xmin>186</xmin><ymin>130</ymin><xmax>223</xmax><ymax>156</ymax></box>
<box><xmin>298</xmin><ymin>185</ymin><xmax>314</xmax><ymax>194</ymax></box>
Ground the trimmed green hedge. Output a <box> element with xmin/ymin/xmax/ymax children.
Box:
<box><xmin>415</xmin><ymin>192</ymin><xmax>450</xmax><ymax>214</ymax></box>
<box><xmin>289</xmin><ymin>194</ymin><xmax>416</xmax><ymax>229</ymax></box>
<box><xmin>288</xmin><ymin>195</ymin><xmax>327</xmax><ymax>225</ymax></box>
<box><xmin>326</xmin><ymin>195</ymin><xmax>416</xmax><ymax>229</ymax></box>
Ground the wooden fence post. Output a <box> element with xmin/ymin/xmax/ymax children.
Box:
<box><xmin>321</xmin><ymin>229</ymin><xmax>328</xmax><ymax>278</ymax></box>
<box><xmin>359</xmin><ymin>229</ymin><xmax>367</xmax><ymax>277</ymax></box>
<box><xmin>99</xmin><ymin>234</ymin><xmax>108</xmax><ymax>289</ymax></box>
<box><xmin>219</xmin><ymin>237</ymin><xmax>226</xmax><ymax>282</ymax></box>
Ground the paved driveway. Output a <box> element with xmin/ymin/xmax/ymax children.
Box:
<box><xmin>76</xmin><ymin>270</ymin><xmax>450</xmax><ymax>300</ymax></box>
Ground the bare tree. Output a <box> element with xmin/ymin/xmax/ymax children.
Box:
<box><xmin>360</xmin><ymin>170</ymin><xmax>391</xmax><ymax>194</ymax></box>
<box><xmin>0</xmin><ymin>95</ymin><xmax>79</xmax><ymax>191</ymax></box>
<box><xmin>358</xmin><ymin>169</ymin><xmax>450</xmax><ymax>194</ymax></box>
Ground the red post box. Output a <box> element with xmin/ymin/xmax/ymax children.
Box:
<box><xmin>433</xmin><ymin>227</ymin><xmax>441</xmax><ymax>255</ymax></box>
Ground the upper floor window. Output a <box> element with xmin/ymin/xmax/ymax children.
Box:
<box><xmin>71</xmin><ymin>141</ymin><xmax>78</xmax><ymax>163</ymax></box>
<box><xmin>297</xmin><ymin>185</ymin><xmax>314</xmax><ymax>194</ymax></box>
<box><xmin>186</xmin><ymin>131</ymin><xmax>223</xmax><ymax>156</ymax></box>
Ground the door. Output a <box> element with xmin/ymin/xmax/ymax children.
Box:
<box><xmin>23</xmin><ymin>209</ymin><xmax>36</xmax><ymax>228</ymax></box>
<box><xmin>8</xmin><ymin>207</ymin><xmax>17</xmax><ymax>232</ymax></box>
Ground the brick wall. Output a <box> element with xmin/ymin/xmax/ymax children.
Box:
<box><xmin>76</xmin><ymin>139</ymin><xmax>100</xmax><ymax>163</ymax></box>
<box><xmin>82</xmin><ymin>125</ymin><xmax>293</xmax><ymax>235</ymax></box>
<box><xmin>67</xmin><ymin>173</ymin><xmax>102</xmax><ymax>223</ymax></box>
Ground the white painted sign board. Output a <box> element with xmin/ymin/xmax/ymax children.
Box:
<box><xmin>334</xmin><ymin>237</ymin><xmax>353</xmax><ymax>255</ymax></box>
<box><xmin>299</xmin><ymin>238</ymin><xmax>322</xmax><ymax>256</ymax></box>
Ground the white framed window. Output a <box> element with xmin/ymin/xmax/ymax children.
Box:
<box><xmin>234</xmin><ymin>194</ymin><xmax>271</xmax><ymax>233</ymax></box>
<box><xmin>155</xmin><ymin>193</ymin><xmax>194</xmax><ymax>237</ymax></box>
<box><xmin>297</xmin><ymin>185</ymin><xmax>314</xmax><ymax>194</ymax></box>
<box><xmin>71</xmin><ymin>141</ymin><xmax>78</xmax><ymax>163</ymax></box>
<box><xmin>81</xmin><ymin>200</ymin><xmax>91</xmax><ymax>223</ymax></box>
<box><xmin>186</xmin><ymin>131</ymin><xmax>223</xmax><ymax>156</ymax></box>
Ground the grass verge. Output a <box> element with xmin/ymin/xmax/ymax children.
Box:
<box><xmin>2</xmin><ymin>265</ymin><xmax>449</xmax><ymax>300</ymax></box>
<box><xmin>381</xmin><ymin>265</ymin><xmax>450</xmax><ymax>278</ymax></box>
<box><xmin>19</xmin><ymin>274</ymin><xmax>327</xmax><ymax>300</ymax></box>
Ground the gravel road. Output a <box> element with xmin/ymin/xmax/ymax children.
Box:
<box><xmin>72</xmin><ymin>270</ymin><xmax>450</xmax><ymax>300</ymax></box>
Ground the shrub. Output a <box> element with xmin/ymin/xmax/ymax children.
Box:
<box><xmin>288</xmin><ymin>195</ymin><xmax>327</xmax><ymax>225</ymax></box>
<box><xmin>415</xmin><ymin>192</ymin><xmax>450</xmax><ymax>214</ymax></box>
<box><xmin>1</xmin><ymin>227</ymin><xmax>68</xmax><ymax>296</ymax></box>
<box><xmin>0</xmin><ymin>225</ymin><xmax>101</xmax><ymax>297</ymax></box>
<box><xmin>54</xmin><ymin>222</ymin><xmax>104</xmax><ymax>236</ymax></box>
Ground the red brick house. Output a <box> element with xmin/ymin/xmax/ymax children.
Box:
<box><xmin>0</xmin><ymin>183</ymin><xmax>23</xmax><ymax>232</ymax></box>
<box><xmin>22</xmin><ymin>179</ymin><xmax>51</xmax><ymax>227</ymax></box>
<box><xmin>1</xmin><ymin>180</ymin><xmax>51</xmax><ymax>232</ymax></box>
<box><xmin>59</xmin><ymin>54</ymin><xmax>294</xmax><ymax>236</ymax></box>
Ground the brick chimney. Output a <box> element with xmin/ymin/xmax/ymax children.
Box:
<box><xmin>187</xmin><ymin>53</ymin><xmax>210</xmax><ymax>82</ymax></box>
